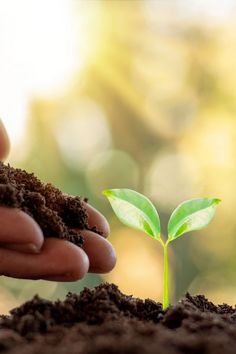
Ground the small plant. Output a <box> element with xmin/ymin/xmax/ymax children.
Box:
<box><xmin>103</xmin><ymin>189</ymin><xmax>220</xmax><ymax>310</ymax></box>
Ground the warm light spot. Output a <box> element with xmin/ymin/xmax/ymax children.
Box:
<box><xmin>198</xmin><ymin>121</ymin><xmax>234</xmax><ymax>169</ymax></box>
<box><xmin>104</xmin><ymin>227</ymin><xmax>164</xmax><ymax>301</ymax></box>
<box><xmin>0</xmin><ymin>286</ymin><xmax>19</xmax><ymax>315</ymax></box>
<box><xmin>205</xmin><ymin>288</ymin><xmax>236</xmax><ymax>306</ymax></box>
<box><xmin>181</xmin><ymin>112</ymin><xmax>235</xmax><ymax>170</ymax></box>
<box><xmin>55</xmin><ymin>99</ymin><xmax>111</xmax><ymax>169</ymax></box>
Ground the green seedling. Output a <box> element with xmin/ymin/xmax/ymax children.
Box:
<box><xmin>103</xmin><ymin>188</ymin><xmax>220</xmax><ymax>310</ymax></box>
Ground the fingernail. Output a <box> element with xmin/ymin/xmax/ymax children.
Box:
<box><xmin>27</xmin><ymin>243</ymin><xmax>41</xmax><ymax>253</ymax></box>
<box><xmin>1</xmin><ymin>243</ymin><xmax>40</xmax><ymax>254</ymax></box>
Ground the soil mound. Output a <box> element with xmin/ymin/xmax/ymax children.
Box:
<box><xmin>0</xmin><ymin>283</ymin><xmax>236</xmax><ymax>354</ymax></box>
<box><xmin>0</xmin><ymin>162</ymin><xmax>95</xmax><ymax>246</ymax></box>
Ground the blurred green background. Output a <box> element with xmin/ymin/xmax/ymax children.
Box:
<box><xmin>1</xmin><ymin>0</ymin><xmax>236</xmax><ymax>313</ymax></box>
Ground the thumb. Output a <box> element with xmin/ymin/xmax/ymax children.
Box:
<box><xmin>0</xmin><ymin>119</ymin><xmax>10</xmax><ymax>161</ymax></box>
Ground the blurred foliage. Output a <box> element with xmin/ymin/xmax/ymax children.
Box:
<box><xmin>2</xmin><ymin>0</ymin><xmax>236</xmax><ymax>312</ymax></box>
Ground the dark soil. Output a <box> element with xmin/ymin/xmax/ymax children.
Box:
<box><xmin>0</xmin><ymin>162</ymin><xmax>101</xmax><ymax>246</ymax></box>
<box><xmin>0</xmin><ymin>163</ymin><xmax>235</xmax><ymax>352</ymax></box>
<box><xmin>0</xmin><ymin>283</ymin><xmax>235</xmax><ymax>354</ymax></box>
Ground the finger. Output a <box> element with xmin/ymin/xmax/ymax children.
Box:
<box><xmin>83</xmin><ymin>202</ymin><xmax>110</xmax><ymax>238</ymax></box>
<box><xmin>0</xmin><ymin>238</ymin><xmax>89</xmax><ymax>281</ymax></box>
<box><xmin>0</xmin><ymin>120</ymin><xmax>10</xmax><ymax>161</ymax></box>
<box><xmin>0</xmin><ymin>207</ymin><xmax>44</xmax><ymax>253</ymax></box>
<box><xmin>80</xmin><ymin>230</ymin><xmax>116</xmax><ymax>274</ymax></box>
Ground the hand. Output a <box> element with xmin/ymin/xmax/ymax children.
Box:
<box><xmin>0</xmin><ymin>120</ymin><xmax>116</xmax><ymax>281</ymax></box>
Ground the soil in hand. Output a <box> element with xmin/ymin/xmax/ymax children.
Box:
<box><xmin>0</xmin><ymin>162</ymin><xmax>100</xmax><ymax>246</ymax></box>
<box><xmin>0</xmin><ymin>283</ymin><xmax>236</xmax><ymax>354</ymax></box>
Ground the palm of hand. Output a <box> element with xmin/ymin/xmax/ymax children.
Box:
<box><xmin>0</xmin><ymin>120</ymin><xmax>116</xmax><ymax>281</ymax></box>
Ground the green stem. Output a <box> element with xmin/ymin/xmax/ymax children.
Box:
<box><xmin>163</xmin><ymin>243</ymin><xmax>169</xmax><ymax>310</ymax></box>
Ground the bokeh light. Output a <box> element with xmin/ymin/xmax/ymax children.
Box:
<box><xmin>55</xmin><ymin>98</ymin><xmax>111</xmax><ymax>169</ymax></box>
<box><xmin>146</xmin><ymin>151</ymin><xmax>201</xmax><ymax>211</ymax></box>
<box><xmin>104</xmin><ymin>228</ymin><xmax>164</xmax><ymax>300</ymax></box>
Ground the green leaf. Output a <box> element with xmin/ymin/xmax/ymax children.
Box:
<box><xmin>103</xmin><ymin>189</ymin><xmax>161</xmax><ymax>240</ymax></box>
<box><xmin>167</xmin><ymin>198</ymin><xmax>221</xmax><ymax>241</ymax></box>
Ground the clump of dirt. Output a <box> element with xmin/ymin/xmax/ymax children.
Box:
<box><xmin>0</xmin><ymin>283</ymin><xmax>236</xmax><ymax>354</ymax></box>
<box><xmin>0</xmin><ymin>162</ymin><xmax>96</xmax><ymax>246</ymax></box>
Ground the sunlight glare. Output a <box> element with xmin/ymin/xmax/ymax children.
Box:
<box><xmin>0</xmin><ymin>0</ymin><xmax>89</xmax><ymax>144</ymax></box>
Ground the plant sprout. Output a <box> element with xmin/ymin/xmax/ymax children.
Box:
<box><xmin>103</xmin><ymin>189</ymin><xmax>220</xmax><ymax>310</ymax></box>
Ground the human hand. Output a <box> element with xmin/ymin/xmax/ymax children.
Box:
<box><xmin>0</xmin><ymin>120</ymin><xmax>116</xmax><ymax>281</ymax></box>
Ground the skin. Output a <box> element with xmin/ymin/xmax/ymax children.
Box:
<box><xmin>0</xmin><ymin>120</ymin><xmax>116</xmax><ymax>281</ymax></box>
